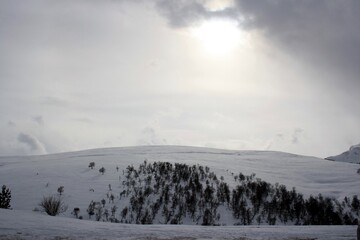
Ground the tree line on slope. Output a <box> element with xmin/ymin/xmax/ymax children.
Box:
<box><xmin>84</xmin><ymin>161</ymin><xmax>360</xmax><ymax>225</ymax></box>
<box><xmin>3</xmin><ymin>161</ymin><xmax>358</xmax><ymax>226</ymax></box>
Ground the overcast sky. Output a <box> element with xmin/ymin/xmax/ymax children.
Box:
<box><xmin>1</xmin><ymin>0</ymin><xmax>359</xmax><ymax>157</ymax></box>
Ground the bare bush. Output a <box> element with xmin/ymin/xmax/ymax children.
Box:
<box><xmin>39</xmin><ymin>195</ymin><xmax>67</xmax><ymax>216</ymax></box>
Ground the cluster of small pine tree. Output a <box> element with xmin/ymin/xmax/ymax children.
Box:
<box><xmin>231</xmin><ymin>174</ymin><xmax>359</xmax><ymax>225</ymax></box>
<box><xmin>86</xmin><ymin>161</ymin><xmax>359</xmax><ymax>225</ymax></box>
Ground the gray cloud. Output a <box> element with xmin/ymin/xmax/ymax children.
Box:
<box><xmin>8</xmin><ymin>121</ymin><xmax>16</xmax><ymax>127</ymax></box>
<box><xmin>0</xmin><ymin>0</ymin><xmax>358</xmax><ymax>158</ymax></box>
<box><xmin>17</xmin><ymin>133</ymin><xmax>47</xmax><ymax>154</ymax></box>
<box><xmin>155</xmin><ymin>0</ymin><xmax>207</xmax><ymax>27</ymax></box>
<box><xmin>265</xmin><ymin>133</ymin><xmax>285</xmax><ymax>150</ymax></box>
<box><xmin>235</xmin><ymin>0</ymin><xmax>360</xmax><ymax>78</ymax></box>
<box><xmin>292</xmin><ymin>128</ymin><xmax>304</xmax><ymax>144</ymax></box>
<box><xmin>155</xmin><ymin>0</ymin><xmax>237</xmax><ymax>28</ymax></box>
<box><xmin>138</xmin><ymin>127</ymin><xmax>167</xmax><ymax>145</ymax></box>
<box><xmin>32</xmin><ymin>115</ymin><xmax>44</xmax><ymax>126</ymax></box>
<box><xmin>156</xmin><ymin>0</ymin><xmax>360</xmax><ymax>84</ymax></box>
<box><xmin>42</xmin><ymin>97</ymin><xmax>69</xmax><ymax>107</ymax></box>
<box><xmin>73</xmin><ymin>118</ymin><xmax>93</xmax><ymax>124</ymax></box>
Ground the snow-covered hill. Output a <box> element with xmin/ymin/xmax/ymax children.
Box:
<box><xmin>1</xmin><ymin>145</ymin><xmax>359</xmax><ymax>238</ymax></box>
<box><xmin>326</xmin><ymin>144</ymin><xmax>360</xmax><ymax>164</ymax></box>
<box><xmin>0</xmin><ymin>146</ymin><xmax>358</xmax><ymax>212</ymax></box>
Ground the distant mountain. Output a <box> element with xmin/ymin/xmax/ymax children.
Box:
<box><xmin>326</xmin><ymin>144</ymin><xmax>360</xmax><ymax>164</ymax></box>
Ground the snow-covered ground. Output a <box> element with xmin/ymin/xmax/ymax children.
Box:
<box><xmin>326</xmin><ymin>144</ymin><xmax>360</xmax><ymax>164</ymax></box>
<box><xmin>0</xmin><ymin>209</ymin><xmax>357</xmax><ymax>240</ymax></box>
<box><xmin>0</xmin><ymin>146</ymin><xmax>359</xmax><ymax>239</ymax></box>
<box><xmin>1</xmin><ymin>146</ymin><xmax>358</xmax><ymax>212</ymax></box>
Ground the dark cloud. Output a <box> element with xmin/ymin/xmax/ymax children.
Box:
<box><xmin>155</xmin><ymin>0</ymin><xmax>237</xmax><ymax>28</ymax></box>
<box><xmin>17</xmin><ymin>133</ymin><xmax>46</xmax><ymax>154</ymax></box>
<box><xmin>155</xmin><ymin>0</ymin><xmax>207</xmax><ymax>27</ymax></box>
<box><xmin>156</xmin><ymin>0</ymin><xmax>360</xmax><ymax>83</ymax></box>
<box><xmin>235</xmin><ymin>0</ymin><xmax>360</xmax><ymax>78</ymax></box>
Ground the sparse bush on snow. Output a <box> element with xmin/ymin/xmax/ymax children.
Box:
<box><xmin>39</xmin><ymin>195</ymin><xmax>67</xmax><ymax>216</ymax></box>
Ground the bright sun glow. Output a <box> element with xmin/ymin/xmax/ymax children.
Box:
<box><xmin>192</xmin><ymin>19</ymin><xmax>242</xmax><ymax>55</ymax></box>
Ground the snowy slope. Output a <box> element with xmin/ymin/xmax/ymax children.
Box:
<box><xmin>1</xmin><ymin>146</ymin><xmax>359</xmax><ymax>238</ymax></box>
<box><xmin>326</xmin><ymin>144</ymin><xmax>360</xmax><ymax>164</ymax></box>
<box><xmin>0</xmin><ymin>146</ymin><xmax>358</xmax><ymax>216</ymax></box>
<box><xmin>0</xmin><ymin>209</ymin><xmax>357</xmax><ymax>240</ymax></box>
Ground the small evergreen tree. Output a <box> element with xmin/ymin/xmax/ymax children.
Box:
<box><xmin>72</xmin><ymin>207</ymin><xmax>80</xmax><ymax>218</ymax></box>
<box><xmin>351</xmin><ymin>195</ymin><xmax>360</xmax><ymax>212</ymax></box>
<box><xmin>87</xmin><ymin>201</ymin><xmax>95</xmax><ymax>219</ymax></box>
<box><xmin>99</xmin><ymin>167</ymin><xmax>106</xmax><ymax>175</ymax></box>
<box><xmin>95</xmin><ymin>203</ymin><xmax>103</xmax><ymax>221</ymax></box>
<box><xmin>111</xmin><ymin>205</ymin><xmax>117</xmax><ymax>217</ymax></box>
<box><xmin>110</xmin><ymin>194</ymin><xmax>115</xmax><ymax>203</ymax></box>
<box><xmin>88</xmin><ymin>162</ymin><xmax>95</xmax><ymax>169</ymax></box>
<box><xmin>202</xmin><ymin>208</ymin><xmax>214</xmax><ymax>225</ymax></box>
<box><xmin>101</xmin><ymin>198</ymin><xmax>106</xmax><ymax>207</ymax></box>
<box><xmin>57</xmin><ymin>186</ymin><xmax>64</xmax><ymax>195</ymax></box>
<box><xmin>0</xmin><ymin>185</ymin><xmax>11</xmax><ymax>209</ymax></box>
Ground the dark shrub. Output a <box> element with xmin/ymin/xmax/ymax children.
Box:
<box><xmin>0</xmin><ymin>185</ymin><xmax>11</xmax><ymax>209</ymax></box>
<box><xmin>39</xmin><ymin>195</ymin><xmax>67</xmax><ymax>216</ymax></box>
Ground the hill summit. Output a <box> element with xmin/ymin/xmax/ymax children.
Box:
<box><xmin>326</xmin><ymin>144</ymin><xmax>360</xmax><ymax>164</ymax></box>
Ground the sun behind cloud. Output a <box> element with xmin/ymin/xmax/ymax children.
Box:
<box><xmin>191</xmin><ymin>19</ymin><xmax>242</xmax><ymax>55</ymax></box>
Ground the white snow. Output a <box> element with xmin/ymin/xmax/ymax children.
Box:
<box><xmin>326</xmin><ymin>144</ymin><xmax>360</xmax><ymax>164</ymax></box>
<box><xmin>0</xmin><ymin>209</ymin><xmax>357</xmax><ymax>240</ymax></box>
<box><xmin>0</xmin><ymin>145</ymin><xmax>359</xmax><ymax>239</ymax></box>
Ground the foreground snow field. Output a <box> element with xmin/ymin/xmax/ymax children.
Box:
<box><xmin>0</xmin><ymin>209</ymin><xmax>357</xmax><ymax>240</ymax></box>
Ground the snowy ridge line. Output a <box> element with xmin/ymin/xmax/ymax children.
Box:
<box><xmin>326</xmin><ymin>144</ymin><xmax>360</xmax><ymax>164</ymax></box>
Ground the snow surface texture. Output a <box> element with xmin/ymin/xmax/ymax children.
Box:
<box><xmin>0</xmin><ymin>209</ymin><xmax>357</xmax><ymax>240</ymax></box>
<box><xmin>326</xmin><ymin>144</ymin><xmax>360</xmax><ymax>164</ymax></box>
<box><xmin>0</xmin><ymin>146</ymin><xmax>359</xmax><ymax>239</ymax></box>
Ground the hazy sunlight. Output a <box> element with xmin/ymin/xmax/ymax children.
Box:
<box><xmin>192</xmin><ymin>19</ymin><xmax>242</xmax><ymax>55</ymax></box>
